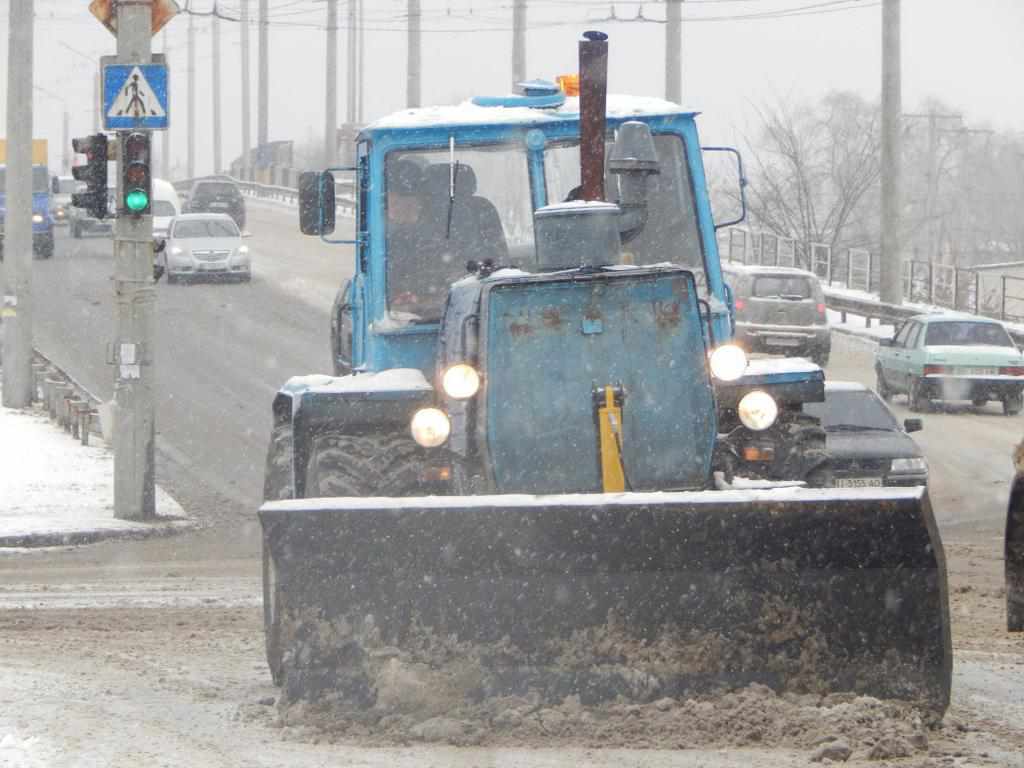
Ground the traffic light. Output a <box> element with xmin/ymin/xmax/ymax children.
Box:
<box><xmin>122</xmin><ymin>132</ymin><xmax>151</xmax><ymax>216</ymax></box>
<box><xmin>70</xmin><ymin>133</ymin><xmax>109</xmax><ymax>220</ymax></box>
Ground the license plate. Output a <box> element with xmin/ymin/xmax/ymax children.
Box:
<box><xmin>766</xmin><ymin>336</ymin><xmax>800</xmax><ymax>347</ymax></box>
<box><xmin>955</xmin><ymin>367</ymin><xmax>998</xmax><ymax>376</ymax></box>
<box><xmin>835</xmin><ymin>477</ymin><xmax>883</xmax><ymax>488</ymax></box>
<box><xmin>199</xmin><ymin>263</ymin><xmax>223</xmax><ymax>271</ymax></box>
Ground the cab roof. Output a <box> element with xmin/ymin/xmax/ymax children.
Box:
<box><xmin>366</xmin><ymin>94</ymin><xmax>697</xmax><ymax>133</ymax></box>
<box><xmin>721</xmin><ymin>262</ymin><xmax>818</xmax><ymax>279</ymax></box>
<box><xmin>909</xmin><ymin>311</ymin><xmax>1005</xmax><ymax>325</ymax></box>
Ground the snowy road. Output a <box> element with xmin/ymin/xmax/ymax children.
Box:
<box><xmin>2</xmin><ymin>204</ymin><xmax>1022</xmax><ymax>765</ymax></box>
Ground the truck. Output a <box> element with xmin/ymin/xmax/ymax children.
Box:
<box><xmin>0</xmin><ymin>138</ymin><xmax>55</xmax><ymax>259</ymax></box>
<box><xmin>259</xmin><ymin>34</ymin><xmax>951</xmax><ymax>714</ymax></box>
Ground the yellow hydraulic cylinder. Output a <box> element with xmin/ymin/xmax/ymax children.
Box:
<box><xmin>597</xmin><ymin>385</ymin><xmax>626</xmax><ymax>493</ymax></box>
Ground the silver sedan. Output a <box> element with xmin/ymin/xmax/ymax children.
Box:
<box><xmin>160</xmin><ymin>213</ymin><xmax>251</xmax><ymax>283</ymax></box>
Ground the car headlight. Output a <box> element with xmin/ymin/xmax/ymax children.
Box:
<box><xmin>410</xmin><ymin>407</ymin><xmax>451</xmax><ymax>448</ymax></box>
<box><xmin>737</xmin><ymin>390</ymin><xmax>778</xmax><ymax>431</ymax></box>
<box><xmin>891</xmin><ymin>457</ymin><xmax>927</xmax><ymax>474</ymax></box>
<box><xmin>238</xmin><ymin>245</ymin><xmax>249</xmax><ymax>255</ymax></box>
<box><xmin>709</xmin><ymin>344</ymin><xmax>748</xmax><ymax>381</ymax></box>
<box><xmin>170</xmin><ymin>246</ymin><xmax>183</xmax><ymax>256</ymax></box>
<box><xmin>442</xmin><ymin>363</ymin><xmax>480</xmax><ymax>399</ymax></box>
<box><xmin>31</xmin><ymin>213</ymin><xmax>43</xmax><ymax>224</ymax></box>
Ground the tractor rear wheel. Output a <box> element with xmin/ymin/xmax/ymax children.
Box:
<box><xmin>261</xmin><ymin>421</ymin><xmax>295</xmax><ymax>686</ymax></box>
<box><xmin>304</xmin><ymin>430</ymin><xmax>428</xmax><ymax>497</ymax></box>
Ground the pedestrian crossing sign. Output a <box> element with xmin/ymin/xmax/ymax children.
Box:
<box><xmin>103</xmin><ymin>63</ymin><xmax>169</xmax><ymax>130</ymax></box>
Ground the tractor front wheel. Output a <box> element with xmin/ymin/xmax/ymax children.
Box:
<box><xmin>261</xmin><ymin>421</ymin><xmax>295</xmax><ymax>686</ymax></box>
<box><xmin>303</xmin><ymin>430</ymin><xmax>428</xmax><ymax>497</ymax></box>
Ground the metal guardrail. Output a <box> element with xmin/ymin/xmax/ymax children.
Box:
<box><xmin>29</xmin><ymin>348</ymin><xmax>103</xmax><ymax>445</ymax></box>
<box><xmin>171</xmin><ymin>174</ymin><xmax>355</xmax><ymax>214</ymax></box>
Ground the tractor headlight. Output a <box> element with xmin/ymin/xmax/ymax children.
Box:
<box><xmin>411</xmin><ymin>407</ymin><xmax>451</xmax><ymax>447</ymax></box>
<box><xmin>170</xmin><ymin>246</ymin><xmax>183</xmax><ymax>256</ymax></box>
<box><xmin>890</xmin><ymin>457</ymin><xmax>927</xmax><ymax>474</ymax></box>
<box><xmin>709</xmin><ymin>344</ymin><xmax>748</xmax><ymax>381</ymax></box>
<box><xmin>442</xmin><ymin>363</ymin><xmax>480</xmax><ymax>399</ymax></box>
<box><xmin>737</xmin><ymin>390</ymin><xmax>778</xmax><ymax>431</ymax></box>
<box><xmin>32</xmin><ymin>213</ymin><xmax>43</xmax><ymax>224</ymax></box>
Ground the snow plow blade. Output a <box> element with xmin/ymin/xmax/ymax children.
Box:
<box><xmin>259</xmin><ymin>487</ymin><xmax>951</xmax><ymax>713</ymax></box>
<box><xmin>1008</xmin><ymin>475</ymin><xmax>1024</xmax><ymax>632</ymax></box>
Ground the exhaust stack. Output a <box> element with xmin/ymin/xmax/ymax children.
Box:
<box><xmin>579</xmin><ymin>31</ymin><xmax>609</xmax><ymax>202</ymax></box>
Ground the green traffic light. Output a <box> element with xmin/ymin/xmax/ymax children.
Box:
<box><xmin>125</xmin><ymin>189</ymin><xmax>149</xmax><ymax>212</ymax></box>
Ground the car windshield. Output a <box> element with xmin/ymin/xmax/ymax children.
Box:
<box><xmin>194</xmin><ymin>182</ymin><xmax>239</xmax><ymax>198</ymax></box>
<box><xmin>753</xmin><ymin>275</ymin><xmax>813</xmax><ymax>299</ymax></box>
<box><xmin>924</xmin><ymin>320</ymin><xmax>1013</xmax><ymax>347</ymax></box>
<box><xmin>152</xmin><ymin>200</ymin><xmax>177</xmax><ymax>217</ymax></box>
<box><xmin>173</xmin><ymin>218</ymin><xmax>239</xmax><ymax>238</ymax></box>
<box><xmin>803</xmin><ymin>390</ymin><xmax>900</xmax><ymax>431</ymax></box>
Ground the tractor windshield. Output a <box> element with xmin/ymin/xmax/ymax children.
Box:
<box><xmin>385</xmin><ymin>145</ymin><xmax>534</xmax><ymax>323</ymax></box>
<box><xmin>544</xmin><ymin>134</ymin><xmax>707</xmax><ymax>290</ymax></box>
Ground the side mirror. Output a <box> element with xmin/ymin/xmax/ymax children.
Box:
<box><xmin>153</xmin><ymin>238</ymin><xmax>166</xmax><ymax>254</ymax></box>
<box><xmin>299</xmin><ymin>171</ymin><xmax>336</xmax><ymax>236</ymax></box>
<box><xmin>903</xmin><ymin>418</ymin><xmax>923</xmax><ymax>433</ymax></box>
<box><xmin>702</xmin><ymin>146</ymin><xmax>747</xmax><ymax>230</ymax></box>
<box><xmin>51</xmin><ymin>176</ymin><xmax>60</xmax><ymax>194</ymax></box>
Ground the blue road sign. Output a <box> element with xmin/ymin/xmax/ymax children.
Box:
<box><xmin>103</xmin><ymin>63</ymin><xmax>169</xmax><ymax>131</ymax></box>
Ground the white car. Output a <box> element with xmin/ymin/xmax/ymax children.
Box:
<box><xmin>160</xmin><ymin>213</ymin><xmax>251</xmax><ymax>283</ymax></box>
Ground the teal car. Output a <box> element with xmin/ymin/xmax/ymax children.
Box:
<box><xmin>876</xmin><ymin>313</ymin><xmax>1024</xmax><ymax>415</ymax></box>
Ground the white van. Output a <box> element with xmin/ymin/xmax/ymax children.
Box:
<box><xmin>151</xmin><ymin>177</ymin><xmax>182</xmax><ymax>239</ymax></box>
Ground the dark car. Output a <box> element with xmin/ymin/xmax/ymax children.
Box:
<box><xmin>184</xmin><ymin>178</ymin><xmax>245</xmax><ymax>229</ymax></box>
<box><xmin>803</xmin><ymin>381</ymin><xmax>928</xmax><ymax>487</ymax></box>
<box><xmin>723</xmin><ymin>264</ymin><xmax>831</xmax><ymax>366</ymax></box>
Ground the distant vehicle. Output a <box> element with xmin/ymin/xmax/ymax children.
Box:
<box><xmin>723</xmin><ymin>263</ymin><xmax>830</xmax><ymax>366</ymax></box>
<box><xmin>50</xmin><ymin>175</ymin><xmax>79</xmax><ymax>226</ymax></box>
<box><xmin>875</xmin><ymin>313</ymin><xmax>1024</xmax><ymax>415</ymax></box>
<box><xmin>159</xmin><ymin>212</ymin><xmax>250</xmax><ymax>283</ymax></box>
<box><xmin>0</xmin><ymin>138</ymin><xmax>55</xmax><ymax>259</ymax></box>
<box><xmin>183</xmin><ymin>178</ymin><xmax>245</xmax><ymax>229</ymax></box>
<box><xmin>69</xmin><ymin>186</ymin><xmax>115</xmax><ymax>239</ymax></box>
<box><xmin>151</xmin><ymin>177</ymin><xmax>182</xmax><ymax>240</ymax></box>
<box><xmin>804</xmin><ymin>381</ymin><xmax>928</xmax><ymax>487</ymax></box>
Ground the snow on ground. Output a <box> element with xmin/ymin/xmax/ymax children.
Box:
<box><xmin>0</xmin><ymin>402</ymin><xmax>189</xmax><ymax>548</ymax></box>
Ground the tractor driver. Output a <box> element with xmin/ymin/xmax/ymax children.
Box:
<box><xmin>385</xmin><ymin>157</ymin><xmax>446</xmax><ymax>318</ymax></box>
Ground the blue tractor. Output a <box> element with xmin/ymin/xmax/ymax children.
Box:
<box><xmin>260</xmin><ymin>34</ymin><xmax>950</xmax><ymax>713</ymax></box>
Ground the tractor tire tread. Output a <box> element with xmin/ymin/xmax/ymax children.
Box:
<box><xmin>305</xmin><ymin>431</ymin><xmax>428</xmax><ymax>497</ymax></box>
<box><xmin>263</xmin><ymin>422</ymin><xmax>295</xmax><ymax>501</ymax></box>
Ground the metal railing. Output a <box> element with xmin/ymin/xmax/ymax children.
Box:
<box><xmin>171</xmin><ymin>174</ymin><xmax>356</xmax><ymax>214</ymax></box>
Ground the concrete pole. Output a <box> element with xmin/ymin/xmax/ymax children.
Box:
<box><xmin>325</xmin><ymin>0</ymin><xmax>338</xmax><ymax>166</ymax></box>
<box><xmin>240</xmin><ymin>0</ymin><xmax>252</xmax><ymax>179</ymax></box>
<box><xmin>62</xmin><ymin>110</ymin><xmax>70</xmax><ymax>175</ymax></box>
<box><xmin>258</xmin><ymin>0</ymin><xmax>269</xmax><ymax>148</ymax></box>
<box><xmin>212</xmin><ymin>9</ymin><xmax>223</xmax><ymax>174</ymax></box>
<box><xmin>94</xmin><ymin>66</ymin><xmax>100</xmax><ymax>132</ymax></box>
<box><xmin>879</xmin><ymin>0</ymin><xmax>902</xmax><ymax>305</ymax></box>
<box><xmin>161</xmin><ymin>28</ymin><xmax>170</xmax><ymax>180</ymax></box>
<box><xmin>512</xmin><ymin>0</ymin><xmax>526</xmax><ymax>87</ymax></box>
<box><xmin>357</xmin><ymin>0</ymin><xmax>364</xmax><ymax>122</ymax></box>
<box><xmin>187</xmin><ymin>10</ymin><xmax>196</xmax><ymax>179</ymax></box>
<box><xmin>113</xmin><ymin>1</ymin><xmax>157</xmax><ymax>521</ymax></box>
<box><xmin>665</xmin><ymin>0</ymin><xmax>682</xmax><ymax>104</ymax></box>
<box><xmin>346</xmin><ymin>0</ymin><xmax>356</xmax><ymax>124</ymax></box>
<box><xmin>407</xmin><ymin>0</ymin><xmax>421</xmax><ymax>108</ymax></box>
<box><xmin>2</xmin><ymin>0</ymin><xmax>35</xmax><ymax>408</ymax></box>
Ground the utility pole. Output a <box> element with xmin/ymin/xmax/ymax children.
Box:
<box><xmin>879</xmin><ymin>0</ymin><xmax>902</xmax><ymax>305</ymax></box>
<box><xmin>665</xmin><ymin>0</ymin><xmax>682</xmax><ymax>103</ymax></box>
<box><xmin>407</xmin><ymin>0</ymin><xmax>421</xmax><ymax>108</ymax></box>
<box><xmin>94</xmin><ymin>68</ymin><xmax>101</xmax><ymax>132</ymax></box>
<box><xmin>2</xmin><ymin>0</ymin><xmax>34</xmax><ymax>408</ymax></box>
<box><xmin>346</xmin><ymin>0</ymin><xmax>356</xmax><ymax>124</ymax></box>
<box><xmin>62</xmin><ymin>110</ymin><xmax>70</xmax><ymax>175</ymax></box>
<box><xmin>161</xmin><ymin>28</ymin><xmax>170</xmax><ymax>180</ymax></box>
<box><xmin>240</xmin><ymin>0</ymin><xmax>252</xmax><ymax>179</ymax></box>
<box><xmin>112</xmin><ymin>0</ymin><xmax>157</xmax><ymax>521</ymax></box>
<box><xmin>258</xmin><ymin>0</ymin><xmax>269</xmax><ymax>148</ymax></box>
<box><xmin>512</xmin><ymin>0</ymin><xmax>526</xmax><ymax>86</ymax></box>
<box><xmin>325</xmin><ymin>0</ymin><xmax>338</xmax><ymax>166</ymax></box>
<box><xmin>187</xmin><ymin>9</ymin><xmax>195</xmax><ymax>179</ymax></box>
<box><xmin>357</xmin><ymin>0</ymin><xmax>364</xmax><ymax>122</ymax></box>
<box><xmin>212</xmin><ymin>6</ymin><xmax>223</xmax><ymax>174</ymax></box>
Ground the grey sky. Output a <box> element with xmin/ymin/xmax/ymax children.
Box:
<box><xmin>2</xmin><ymin>0</ymin><xmax>1022</xmax><ymax>177</ymax></box>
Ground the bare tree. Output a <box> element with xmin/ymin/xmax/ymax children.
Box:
<box><xmin>744</xmin><ymin>92</ymin><xmax>882</xmax><ymax>253</ymax></box>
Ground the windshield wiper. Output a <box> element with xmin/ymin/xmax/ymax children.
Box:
<box><xmin>825</xmin><ymin>424</ymin><xmax>893</xmax><ymax>432</ymax></box>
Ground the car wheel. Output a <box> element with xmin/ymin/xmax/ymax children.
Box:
<box><xmin>1004</xmin><ymin>393</ymin><xmax>1023</xmax><ymax>416</ymax></box>
<box><xmin>909</xmin><ymin>378</ymin><xmax>930</xmax><ymax>413</ymax></box>
<box><xmin>71</xmin><ymin>222</ymin><xmax>81</xmax><ymax>239</ymax></box>
<box><xmin>972</xmin><ymin>397</ymin><xmax>988</xmax><ymax>408</ymax></box>
<box><xmin>876</xmin><ymin>368</ymin><xmax>893</xmax><ymax>402</ymax></box>
<box><xmin>239</xmin><ymin>271</ymin><xmax>252</xmax><ymax>283</ymax></box>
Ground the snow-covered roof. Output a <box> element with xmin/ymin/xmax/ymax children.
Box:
<box><xmin>744</xmin><ymin>357</ymin><xmax>821</xmax><ymax>376</ymax></box>
<box><xmin>721</xmin><ymin>262</ymin><xmax>817</xmax><ymax>278</ymax></box>
<box><xmin>287</xmin><ymin>369</ymin><xmax>432</xmax><ymax>395</ymax></box>
<box><xmin>367</xmin><ymin>94</ymin><xmax>694</xmax><ymax>131</ymax></box>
